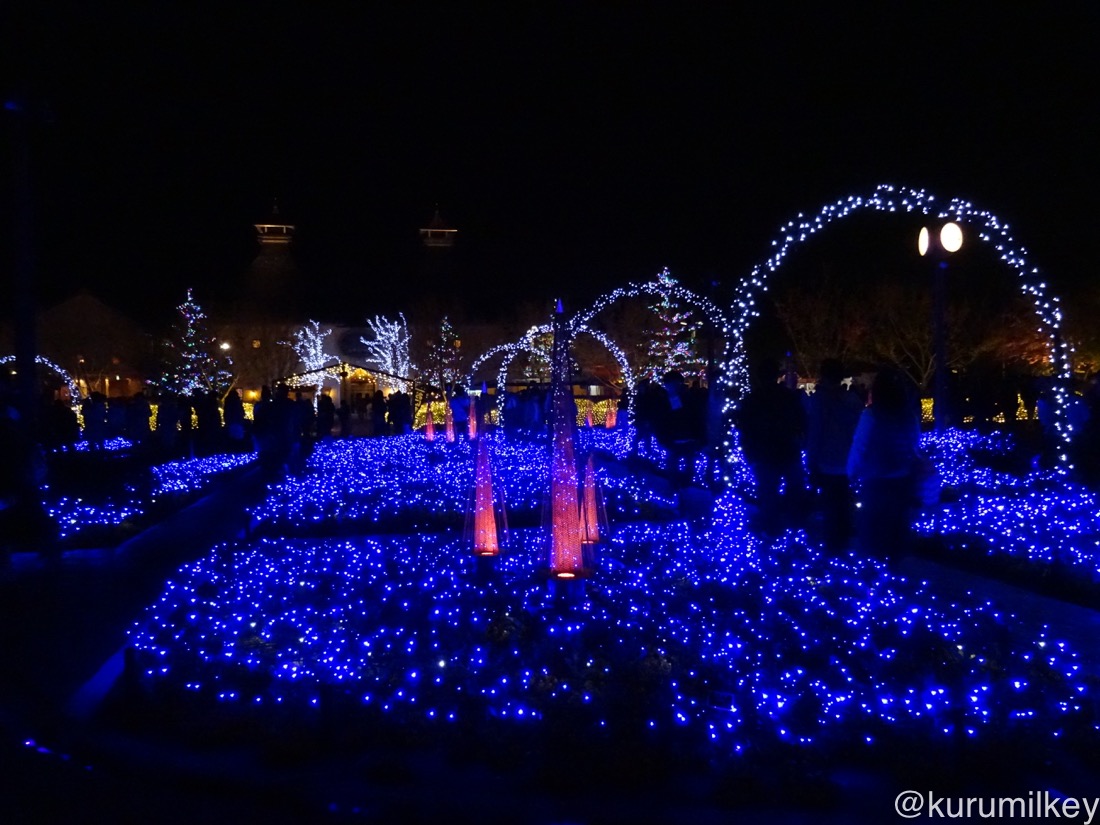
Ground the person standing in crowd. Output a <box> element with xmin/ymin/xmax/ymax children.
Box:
<box><xmin>388</xmin><ymin>388</ymin><xmax>412</xmax><ymax>435</ymax></box>
<box><xmin>657</xmin><ymin>370</ymin><xmax>695</xmax><ymax>487</ymax></box>
<box><xmin>223</xmin><ymin>388</ymin><xmax>247</xmax><ymax>451</ymax></box>
<box><xmin>450</xmin><ymin>385</ymin><xmax>471</xmax><ymax>436</ymax></box>
<box><xmin>806</xmin><ymin>358</ymin><xmax>864</xmax><ymax>554</ymax></box>
<box><xmin>847</xmin><ymin>366</ymin><xmax>921</xmax><ymax>560</ymax></box>
<box><xmin>337</xmin><ymin>397</ymin><xmax>353</xmax><ymax>438</ymax></box>
<box><xmin>370</xmin><ymin>389</ymin><xmax>388</xmax><ymax>436</ymax></box>
<box><xmin>316</xmin><ymin>392</ymin><xmax>336</xmax><ymax>441</ymax></box>
<box><xmin>735</xmin><ymin>357</ymin><xmax>807</xmax><ymax>536</ymax></box>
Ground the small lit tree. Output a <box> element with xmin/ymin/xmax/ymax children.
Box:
<box><xmin>641</xmin><ymin>269</ymin><xmax>705</xmax><ymax>380</ymax></box>
<box><xmin>284</xmin><ymin>319</ymin><xmax>339</xmax><ymax>401</ymax></box>
<box><xmin>521</xmin><ymin>326</ymin><xmax>553</xmax><ymax>383</ymax></box>
<box><xmin>424</xmin><ymin>315</ymin><xmax>463</xmax><ymax>390</ymax></box>
<box><xmin>360</xmin><ymin>313</ymin><xmax>413</xmax><ymax>393</ymax></box>
<box><xmin>157</xmin><ymin>289</ymin><xmax>234</xmax><ymax>396</ymax></box>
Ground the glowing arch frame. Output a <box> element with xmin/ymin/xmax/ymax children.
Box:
<box><xmin>0</xmin><ymin>354</ymin><xmax>82</xmax><ymax>405</ymax></box>
<box><xmin>726</xmin><ymin>183</ymin><xmax>1075</xmax><ymax>458</ymax></box>
<box><xmin>467</xmin><ymin>270</ymin><xmax>736</xmax><ymax>431</ymax></box>
<box><xmin>467</xmin><ymin>325</ymin><xmax>638</xmax><ymax>428</ymax></box>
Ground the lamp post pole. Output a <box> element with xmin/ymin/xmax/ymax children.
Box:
<box><xmin>933</xmin><ymin>260</ymin><xmax>948</xmax><ymax>433</ymax></box>
<box><xmin>919</xmin><ymin>222</ymin><xmax>964</xmax><ymax>433</ymax></box>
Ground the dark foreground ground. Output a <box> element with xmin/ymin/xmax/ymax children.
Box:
<box><xmin>3</xmin><ymin>461</ymin><xmax>1100</xmax><ymax>824</ymax></box>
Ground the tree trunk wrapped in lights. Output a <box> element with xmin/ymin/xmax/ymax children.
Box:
<box><xmin>445</xmin><ymin>403</ymin><xmax>455</xmax><ymax>443</ymax></box>
<box><xmin>605</xmin><ymin>404</ymin><xmax>617</xmax><ymax>429</ymax></box>
<box><xmin>544</xmin><ymin>303</ymin><xmax>590</xmax><ymax>580</ymax></box>
<box><xmin>468</xmin><ymin>407</ymin><xmax>478</xmax><ymax>440</ymax></box>
<box><xmin>585</xmin><ymin>406</ymin><xmax>593</xmax><ymax>428</ymax></box>
<box><xmin>425</xmin><ymin>406</ymin><xmax>435</xmax><ymax>441</ymax></box>
<box><xmin>465</xmin><ymin>434</ymin><xmax>506</xmax><ymax>556</ymax></box>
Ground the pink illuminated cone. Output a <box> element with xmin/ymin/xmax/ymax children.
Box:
<box><xmin>585</xmin><ymin>407</ymin><xmax>593</xmax><ymax>428</ymax></box>
<box><xmin>468</xmin><ymin>436</ymin><xmax>502</xmax><ymax>556</ymax></box>
<box><xmin>605</xmin><ymin>404</ymin><xmax>617</xmax><ymax>429</ymax></box>
<box><xmin>580</xmin><ymin>453</ymin><xmax>604</xmax><ymax>546</ymax></box>
<box><xmin>425</xmin><ymin>406</ymin><xmax>435</xmax><ymax>441</ymax></box>
<box><xmin>445</xmin><ymin>404</ymin><xmax>455</xmax><ymax>443</ymax></box>
<box><xmin>468</xmin><ymin>408</ymin><xmax>478</xmax><ymax>440</ymax></box>
<box><xmin>545</xmin><ymin>304</ymin><xmax>587</xmax><ymax>579</ymax></box>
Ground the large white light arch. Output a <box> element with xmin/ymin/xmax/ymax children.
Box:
<box><xmin>727</xmin><ymin>183</ymin><xmax>1074</xmax><ymax>458</ymax></box>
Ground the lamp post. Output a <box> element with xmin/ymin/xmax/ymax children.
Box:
<box><xmin>918</xmin><ymin>222</ymin><xmax>964</xmax><ymax>432</ymax></box>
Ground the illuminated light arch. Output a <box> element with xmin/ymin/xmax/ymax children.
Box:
<box><xmin>569</xmin><ymin>270</ymin><xmax>737</xmax><ymax>425</ymax></box>
<box><xmin>468</xmin><ymin>325</ymin><xmax>638</xmax><ymax>430</ymax></box>
<box><xmin>567</xmin><ymin>269</ymin><xmax>735</xmax><ymax>375</ymax></box>
<box><xmin>468</xmin><ymin>270</ymin><xmax>736</xmax><ymax>435</ymax></box>
<box><xmin>0</xmin><ymin>354</ymin><xmax>82</xmax><ymax>404</ymax></box>
<box><xmin>467</xmin><ymin>341</ymin><xmax>528</xmax><ymax>389</ymax></box>
<box><xmin>726</xmin><ymin>183</ymin><xmax>1075</xmax><ymax>459</ymax></box>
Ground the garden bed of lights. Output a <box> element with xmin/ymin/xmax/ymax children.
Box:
<box><xmin>43</xmin><ymin>443</ymin><xmax>257</xmax><ymax>548</ymax></box>
<box><xmin>914</xmin><ymin>430</ymin><xmax>1100</xmax><ymax>600</ymax></box>
<box><xmin>120</xmin><ymin>481</ymin><xmax>1100</xmax><ymax>785</ymax></box>
<box><xmin>245</xmin><ymin>434</ymin><xmax>679</xmax><ymax>538</ymax></box>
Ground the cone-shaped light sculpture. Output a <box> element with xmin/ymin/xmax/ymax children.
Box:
<box><xmin>580</xmin><ymin>453</ymin><xmax>604</xmax><ymax>546</ymax></box>
<box><xmin>467</xmin><ymin>435</ymin><xmax>502</xmax><ymax>556</ymax></box>
<box><xmin>546</xmin><ymin>301</ymin><xmax>587</xmax><ymax>579</ymax></box>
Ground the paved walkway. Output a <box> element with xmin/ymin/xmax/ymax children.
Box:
<box><xmin>3</xmin><ymin>467</ymin><xmax>1100</xmax><ymax>823</ymax></box>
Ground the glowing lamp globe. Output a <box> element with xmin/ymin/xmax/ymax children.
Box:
<box><xmin>918</xmin><ymin>226</ymin><xmax>930</xmax><ymax>257</ymax></box>
<box><xmin>940</xmin><ymin>221</ymin><xmax>963</xmax><ymax>253</ymax></box>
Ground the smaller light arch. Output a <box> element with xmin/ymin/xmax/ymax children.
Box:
<box><xmin>0</xmin><ymin>354</ymin><xmax>82</xmax><ymax>405</ymax></box>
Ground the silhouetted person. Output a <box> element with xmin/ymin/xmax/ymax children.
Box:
<box><xmin>847</xmin><ymin>366</ymin><xmax>921</xmax><ymax>560</ymax></box>
<box><xmin>316</xmin><ymin>392</ymin><xmax>336</xmax><ymax>440</ymax></box>
<box><xmin>388</xmin><ymin>389</ymin><xmax>412</xmax><ymax>435</ymax></box>
<box><xmin>337</xmin><ymin>398</ymin><xmax>353</xmax><ymax>437</ymax></box>
<box><xmin>291</xmin><ymin>390</ymin><xmax>315</xmax><ymax>472</ymax></box>
<box><xmin>178</xmin><ymin>393</ymin><xmax>194</xmax><ymax>457</ymax></box>
<box><xmin>656</xmin><ymin>370</ymin><xmax>695</xmax><ymax>487</ymax></box>
<box><xmin>450</xmin><ymin>386</ymin><xmax>470</xmax><ymax>436</ymax></box>
<box><xmin>371</xmin><ymin>390</ymin><xmax>388</xmax><ymax>436</ymax></box>
<box><xmin>126</xmin><ymin>391</ymin><xmax>153</xmax><ymax>448</ymax></box>
<box><xmin>735</xmin><ymin>357</ymin><xmax>807</xmax><ymax>536</ymax></box>
<box><xmin>194</xmin><ymin>390</ymin><xmax>222</xmax><ymax>455</ymax></box>
<box><xmin>223</xmin><ymin>388</ymin><xmax>247</xmax><ymax>450</ymax></box>
<box><xmin>40</xmin><ymin>396</ymin><xmax>79</xmax><ymax>450</ymax></box>
<box><xmin>0</xmin><ymin>394</ymin><xmax>55</xmax><ymax>558</ymax></box>
<box><xmin>806</xmin><ymin>358</ymin><xmax>863</xmax><ymax>553</ymax></box>
<box><xmin>82</xmin><ymin>392</ymin><xmax>109</xmax><ymax>446</ymax></box>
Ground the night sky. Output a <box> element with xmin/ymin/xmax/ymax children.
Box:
<box><xmin>3</xmin><ymin>3</ymin><xmax>1097</xmax><ymax>328</ymax></box>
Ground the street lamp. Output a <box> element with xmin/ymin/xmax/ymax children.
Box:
<box><xmin>918</xmin><ymin>221</ymin><xmax>964</xmax><ymax>431</ymax></box>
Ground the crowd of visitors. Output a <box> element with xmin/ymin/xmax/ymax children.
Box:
<box><xmin>7</xmin><ymin>353</ymin><xmax>1100</xmax><ymax>563</ymax></box>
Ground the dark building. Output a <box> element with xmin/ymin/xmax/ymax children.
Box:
<box><xmin>243</xmin><ymin>201</ymin><xmax>300</xmax><ymax>323</ymax></box>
